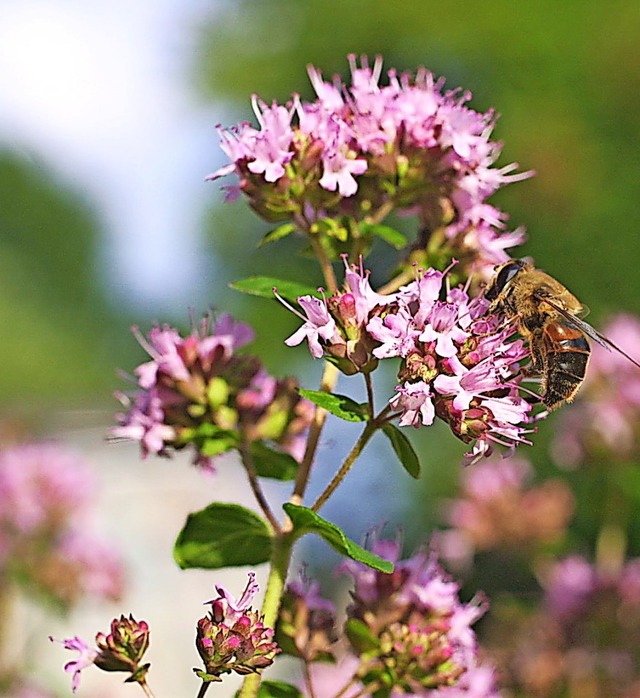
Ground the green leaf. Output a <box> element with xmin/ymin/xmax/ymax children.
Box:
<box><xmin>258</xmin><ymin>223</ymin><xmax>297</xmax><ymax>247</ymax></box>
<box><xmin>229</xmin><ymin>276</ymin><xmax>318</xmax><ymax>302</ymax></box>
<box><xmin>250</xmin><ymin>441</ymin><xmax>299</xmax><ymax>481</ymax></box>
<box><xmin>381</xmin><ymin>424</ymin><xmax>421</xmax><ymax>479</ymax></box>
<box><xmin>283</xmin><ymin>503</ymin><xmax>394</xmax><ymax>573</ymax></box>
<box><xmin>344</xmin><ymin>618</ymin><xmax>380</xmax><ymax>654</ymax></box>
<box><xmin>298</xmin><ymin>389</ymin><xmax>368</xmax><ymax>422</ymax></box>
<box><xmin>256</xmin><ymin>681</ymin><xmax>304</xmax><ymax>698</ymax></box>
<box><xmin>174</xmin><ymin>503</ymin><xmax>273</xmax><ymax>569</ymax></box>
<box><xmin>361</xmin><ymin>223</ymin><xmax>408</xmax><ymax>250</ymax></box>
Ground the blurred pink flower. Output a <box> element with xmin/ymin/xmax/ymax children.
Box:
<box><xmin>551</xmin><ymin>313</ymin><xmax>640</xmax><ymax>466</ymax></box>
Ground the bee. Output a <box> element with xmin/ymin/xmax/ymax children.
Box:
<box><xmin>484</xmin><ymin>259</ymin><xmax>640</xmax><ymax>410</ymax></box>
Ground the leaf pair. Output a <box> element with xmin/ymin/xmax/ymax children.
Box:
<box><xmin>174</xmin><ymin>502</ymin><xmax>393</xmax><ymax>574</ymax></box>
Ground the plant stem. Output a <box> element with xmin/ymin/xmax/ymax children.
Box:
<box><xmin>290</xmin><ymin>362</ymin><xmax>339</xmax><ymax>508</ymax></box>
<box><xmin>311</xmin><ymin>420</ymin><xmax>377</xmax><ymax>512</ymax></box>
<box><xmin>237</xmin><ymin>533</ymin><xmax>294</xmax><ymax>698</ymax></box>
<box><xmin>239</xmin><ymin>441</ymin><xmax>281</xmax><ymax>533</ymax></box>
<box><xmin>303</xmin><ymin>660</ymin><xmax>318</xmax><ymax>698</ymax></box>
<box><xmin>196</xmin><ymin>681</ymin><xmax>211</xmax><ymax>698</ymax></box>
<box><xmin>309</xmin><ymin>235</ymin><xmax>338</xmax><ymax>293</ymax></box>
<box><xmin>138</xmin><ymin>679</ymin><xmax>157</xmax><ymax>698</ymax></box>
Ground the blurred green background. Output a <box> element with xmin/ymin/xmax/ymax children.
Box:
<box><xmin>1</xmin><ymin>0</ymin><xmax>639</xmax><ymax>519</ymax></box>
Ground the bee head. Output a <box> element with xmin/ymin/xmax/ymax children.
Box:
<box><xmin>484</xmin><ymin>259</ymin><xmax>527</xmax><ymax>302</ymax></box>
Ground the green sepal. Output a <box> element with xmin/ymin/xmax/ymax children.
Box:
<box><xmin>229</xmin><ymin>276</ymin><xmax>318</xmax><ymax>303</ymax></box>
<box><xmin>298</xmin><ymin>389</ymin><xmax>369</xmax><ymax>422</ymax></box>
<box><xmin>194</xmin><ymin>669</ymin><xmax>223</xmax><ymax>683</ymax></box>
<box><xmin>311</xmin><ymin>217</ymin><xmax>349</xmax><ymax>242</ymax></box>
<box><xmin>381</xmin><ymin>424</ymin><xmax>421</xmax><ymax>479</ymax></box>
<box><xmin>174</xmin><ymin>503</ymin><xmax>273</xmax><ymax>569</ymax></box>
<box><xmin>283</xmin><ymin>503</ymin><xmax>393</xmax><ymax>574</ymax></box>
<box><xmin>250</xmin><ymin>441</ymin><xmax>299</xmax><ymax>481</ymax></box>
<box><xmin>258</xmin><ymin>223</ymin><xmax>297</xmax><ymax>247</ymax></box>
<box><xmin>124</xmin><ymin>664</ymin><xmax>151</xmax><ymax>684</ymax></box>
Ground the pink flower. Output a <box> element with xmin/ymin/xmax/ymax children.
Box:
<box><xmin>209</xmin><ymin>55</ymin><xmax>532</xmax><ymax>276</ymax></box>
<box><xmin>284</xmin><ymin>295</ymin><xmax>341</xmax><ymax>358</ymax></box>
<box><xmin>114</xmin><ymin>312</ymin><xmax>312</xmax><ymax>468</ymax></box>
<box><xmin>0</xmin><ymin>444</ymin><xmax>93</xmax><ymax>536</ymax></box>
<box><xmin>49</xmin><ymin>636</ymin><xmax>97</xmax><ymax>693</ymax></box>
<box><xmin>551</xmin><ymin>313</ymin><xmax>640</xmax><ymax>465</ymax></box>
<box><xmin>390</xmin><ymin>381</ymin><xmax>435</xmax><ymax>427</ymax></box>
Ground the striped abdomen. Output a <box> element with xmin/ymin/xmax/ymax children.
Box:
<box><xmin>538</xmin><ymin>320</ymin><xmax>590</xmax><ymax>410</ymax></box>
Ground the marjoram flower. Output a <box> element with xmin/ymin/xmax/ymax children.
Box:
<box><xmin>195</xmin><ymin>573</ymin><xmax>280</xmax><ymax>683</ymax></box>
<box><xmin>276</xmin><ymin>570</ymin><xmax>339</xmax><ymax>663</ymax></box>
<box><xmin>112</xmin><ymin>312</ymin><xmax>313</xmax><ymax>470</ymax></box>
<box><xmin>283</xmin><ymin>261</ymin><xmax>534</xmax><ymax>461</ymax></box>
<box><xmin>50</xmin><ymin>616</ymin><xmax>151</xmax><ymax>693</ymax></box>
<box><xmin>338</xmin><ymin>535</ymin><xmax>502</xmax><ymax>696</ymax></box>
<box><xmin>208</xmin><ymin>55</ymin><xmax>532</xmax><ymax>278</ymax></box>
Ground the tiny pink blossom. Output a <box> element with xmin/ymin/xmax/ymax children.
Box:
<box><xmin>49</xmin><ymin>636</ymin><xmax>97</xmax><ymax>693</ymax></box>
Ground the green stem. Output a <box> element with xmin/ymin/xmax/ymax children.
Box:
<box><xmin>138</xmin><ymin>679</ymin><xmax>156</xmax><ymax>698</ymax></box>
<box><xmin>291</xmin><ymin>362</ymin><xmax>339</xmax><ymax>507</ymax></box>
<box><xmin>237</xmin><ymin>534</ymin><xmax>294</xmax><ymax>698</ymax></box>
<box><xmin>311</xmin><ymin>420</ymin><xmax>377</xmax><ymax>512</ymax></box>
<box><xmin>239</xmin><ymin>441</ymin><xmax>281</xmax><ymax>533</ymax></box>
<box><xmin>309</xmin><ymin>235</ymin><xmax>338</xmax><ymax>293</ymax></box>
<box><xmin>196</xmin><ymin>681</ymin><xmax>211</xmax><ymax>698</ymax></box>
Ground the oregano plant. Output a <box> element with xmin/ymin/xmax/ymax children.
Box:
<box><xmin>50</xmin><ymin>54</ymin><xmax>543</xmax><ymax>698</ymax></box>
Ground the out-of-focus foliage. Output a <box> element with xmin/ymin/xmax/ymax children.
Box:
<box><xmin>0</xmin><ymin>151</ymin><xmax>133</xmax><ymax>408</ymax></box>
<box><xmin>198</xmin><ymin>0</ymin><xmax>640</xmax><ymax>325</ymax></box>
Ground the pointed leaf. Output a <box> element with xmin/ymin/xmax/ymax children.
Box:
<box><xmin>250</xmin><ymin>441</ymin><xmax>299</xmax><ymax>481</ymax></box>
<box><xmin>298</xmin><ymin>389</ymin><xmax>368</xmax><ymax>422</ymax></box>
<box><xmin>258</xmin><ymin>223</ymin><xmax>297</xmax><ymax>247</ymax></box>
<box><xmin>229</xmin><ymin>276</ymin><xmax>318</xmax><ymax>302</ymax></box>
<box><xmin>361</xmin><ymin>223</ymin><xmax>408</xmax><ymax>250</ymax></box>
<box><xmin>344</xmin><ymin>618</ymin><xmax>380</xmax><ymax>653</ymax></box>
<box><xmin>283</xmin><ymin>504</ymin><xmax>393</xmax><ymax>574</ymax></box>
<box><xmin>174</xmin><ymin>503</ymin><xmax>273</xmax><ymax>569</ymax></box>
<box><xmin>256</xmin><ymin>681</ymin><xmax>304</xmax><ymax>698</ymax></box>
<box><xmin>381</xmin><ymin>424</ymin><xmax>421</xmax><ymax>478</ymax></box>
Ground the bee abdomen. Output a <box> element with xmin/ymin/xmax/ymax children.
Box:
<box><xmin>542</xmin><ymin>325</ymin><xmax>590</xmax><ymax>410</ymax></box>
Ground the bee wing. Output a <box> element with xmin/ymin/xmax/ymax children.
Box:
<box><xmin>536</xmin><ymin>293</ymin><xmax>640</xmax><ymax>369</ymax></box>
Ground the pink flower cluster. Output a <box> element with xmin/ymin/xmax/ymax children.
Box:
<box><xmin>551</xmin><ymin>313</ymin><xmax>640</xmax><ymax>466</ymax></box>
<box><xmin>337</xmin><ymin>536</ymin><xmax>502</xmax><ymax>697</ymax></box>
<box><xmin>113</xmin><ymin>313</ymin><xmax>313</xmax><ymax>469</ymax></box>
<box><xmin>499</xmin><ymin>555</ymin><xmax>640</xmax><ymax>696</ymax></box>
<box><xmin>195</xmin><ymin>573</ymin><xmax>280</xmax><ymax>682</ymax></box>
<box><xmin>0</xmin><ymin>443</ymin><xmax>124</xmax><ymax>608</ymax></box>
<box><xmin>50</xmin><ymin>615</ymin><xmax>150</xmax><ymax>693</ymax></box>
<box><xmin>439</xmin><ymin>456</ymin><xmax>574</xmax><ymax>567</ymax></box>
<box><xmin>284</xmin><ymin>260</ymin><xmax>533</xmax><ymax>460</ymax></box>
<box><xmin>209</xmin><ymin>55</ymin><xmax>532</xmax><ymax>274</ymax></box>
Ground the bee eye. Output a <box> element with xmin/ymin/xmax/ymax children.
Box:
<box><xmin>495</xmin><ymin>260</ymin><xmax>524</xmax><ymax>291</ymax></box>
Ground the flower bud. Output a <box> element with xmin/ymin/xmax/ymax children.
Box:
<box><xmin>94</xmin><ymin>615</ymin><xmax>150</xmax><ymax>679</ymax></box>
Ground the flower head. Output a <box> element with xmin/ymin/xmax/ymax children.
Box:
<box><xmin>94</xmin><ymin>615</ymin><xmax>150</xmax><ymax>680</ymax></box>
<box><xmin>276</xmin><ymin>570</ymin><xmax>338</xmax><ymax>663</ymax></box>
<box><xmin>195</xmin><ymin>573</ymin><xmax>280</xmax><ymax>683</ymax></box>
<box><xmin>113</xmin><ymin>312</ymin><xmax>313</xmax><ymax>470</ymax></box>
<box><xmin>209</xmin><ymin>55</ymin><xmax>532</xmax><ymax>278</ymax></box>
<box><xmin>0</xmin><ymin>444</ymin><xmax>124</xmax><ymax>610</ymax></box>
<box><xmin>440</xmin><ymin>456</ymin><xmax>574</xmax><ymax>567</ymax></box>
<box><xmin>338</xmin><ymin>534</ymin><xmax>498</xmax><ymax>695</ymax></box>
<box><xmin>551</xmin><ymin>313</ymin><xmax>640</xmax><ymax>467</ymax></box>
